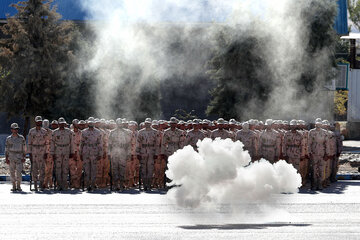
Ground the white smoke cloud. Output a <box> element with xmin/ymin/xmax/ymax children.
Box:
<box><xmin>79</xmin><ymin>0</ymin><xmax>336</xmax><ymax>120</ymax></box>
<box><xmin>166</xmin><ymin>138</ymin><xmax>302</xmax><ymax>209</ymax></box>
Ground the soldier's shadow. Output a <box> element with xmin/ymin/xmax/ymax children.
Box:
<box><xmin>34</xmin><ymin>189</ymin><xmax>82</xmax><ymax>195</ymax></box>
<box><xmin>178</xmin><ymin>223</ymin><xmax>312</xmax><ymax>230</ymax></box>
<box><xmin>298</xmin><ymin>180</ymin><xmax>359</xmax><ymax>195</ymax></box>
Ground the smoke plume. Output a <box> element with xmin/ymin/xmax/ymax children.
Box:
<box><xmin>79</xmin><ymin>0</ymin><xmax>337</xmax><ymax>121</ymax></box>
<box><xmin>166</xmin><ymin>138</ymin><xmax>302</xmax><ymax>209</ymax></box>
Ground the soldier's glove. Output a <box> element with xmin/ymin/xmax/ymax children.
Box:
<box><xmin>5</xmin><ymin>158</ymin><xmax>9</xmax><ymax>165</ymax></box>
<box><xmin>29</xmin><ymin>153</ymin><xmax>33</xmax><ymax>161</ymax></box>
<box><xmin>103</xmin><ymin>153</ymin><xmax>107</xmax><ymax>159</ymax></box>
<box><xmin>336</xmin><ymin>153</ymin><xmax>341</xmax><ymax>157</ymax></box>
<box><xmin>97</xmin><ymin>156</ymin><xmax>101</xmax><ymax>161</ymax></box>
<box><xmin>80</xmin><ymin>156</ymin><xmax>83</xmax><ymax>161</ymax></box>
<box><xmin>161</xmin><ymin>154</ymin><xmax>167</xmax><ymax>159</ymax></box>
<box><xmin>153</xmin><ymin>155</ymin><xmax>158</xmax><ymax>160</ymax></box>
<box><xmin>44</xmin><ymin>153</ymin><xmax>47</xmax><ymax>160</ymax></box>
<box><xmin>22</xmin><ymin>158</ymin><xmax>25</xmax><ymax>163</ymax></box>
<box><xmin>73</xmin><ymin>154</ymin><xmax>78</xmax><ymax>161</ymax></box>
<box><xmin>52</xmin><ymin>155</ymin><xmax>56</xmax><ymax>161</ymax></box>
<box><xmin>137</xmin><ymin>155</ymin><xmax>142</xmax><ymax>161</ymax></box>
<box><xmin>69</xmin><ymin>153</ymin><xmax>74</xmax><ymax>159</ymax></box>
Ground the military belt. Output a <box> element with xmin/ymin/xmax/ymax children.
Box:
<box><xmin>56</xmin><ymin>144</ymin><xmax>70</xmax><ymax>147</ymax></box>
<box><xmin>168</xmin><ymin>142</ymin><xmax>177</xmax><ymax>145</ymax></box>
<box><xmin>287</xmin><ymin>144</ymin><xmax>300</xmax><ymax>148</ymax></box>
<box><xmin>31</xmin><ymin>144</ymin><xmax>45</xmax><ymax>147</ymax></box>
<box><xmin>118</xmin><ymin>143</ymin><xmax>129</xmax><ymax>148</ymax></box>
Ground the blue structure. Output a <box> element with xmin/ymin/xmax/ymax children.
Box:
<box><xmin>0</xmin><ymin>0</ymin><xmax>86</xmax><ymax>21</ymax></box>
<box><xmin>335</xmin><ymin>0</ymin><xmax>349</xmax><ymax>35</ymax></box>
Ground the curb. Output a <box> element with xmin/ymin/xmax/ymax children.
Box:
<box><xmin>0</xmin><ymin>175</ymin><xmax>31</xmax><ymax>182</ymax></box>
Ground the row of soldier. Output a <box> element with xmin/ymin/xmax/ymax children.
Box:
<box><xmin>5</xmin><ymin>116</ymin><xmax>342</xmax><ymax>192</ymax></box>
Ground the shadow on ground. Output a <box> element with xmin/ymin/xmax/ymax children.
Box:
<box><xmin>179</xmin><ymin>223</ymin><xmax>311</xmax><ymax>230</ymax></box>
<box><xmin>298</xmin><ymin>180</ymin><xmax>360</xmax><ymax>195</ymax></box>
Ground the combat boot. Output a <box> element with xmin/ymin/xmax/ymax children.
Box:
<box><xmin>16</xmin><ymin>182</ymin><xmax>22</xmax><ymax>191</ymax></box>
<box><xmin>11</xmin><ymin>183</ymin><xmax>16</xmax><ymax>192</ymax></box>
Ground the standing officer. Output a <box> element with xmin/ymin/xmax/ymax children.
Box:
<box><xmin>42</xmin><ymin>119</ymin><xmax>54</xmax><ymax>189</ymax></box>
<box><xmin>137</xmin><ymin>118</ymin><xmax>160</xmax><ymax>191</ymax></box>
<box><xmin>108</xmin><ymin>118</ymin><xmax>132</xmax><ymax>191</ymax></box>
<box><xmin>70</xmin><ymin>119</ymin><xmax>82</xmax><ymax>189</ymax></box>
<box><xmin>50</xmin><ymin>117</ymin><xmax>74</xmax><ymax>191</ymax></box>
<box><xmin>259</xmin><ymin>119</ymin><xmax>281</xmax><ymax>163</ymax></box>
<box><xmin>236</xmin><ymin>121</ymin><xmax>259</xmax><ymax>161</ymax></box>
<box><xmin>283</xmin><ymin>120</ymin><xmax>304</xmax><ymax>174</ymax></box>
<box><xmin>27</xmin><ymin>116</ymin><xmax>47</xmax><ymax>191</ymax></box>
<box><xmin>5</xmin><ymin>123</ymin><xmax>26</xmax><ymax>192</ymax></box>
<box><xmin>80</xmin><ymin>117</ymin><xmax>102</xmax><ymax>191</ymax></box>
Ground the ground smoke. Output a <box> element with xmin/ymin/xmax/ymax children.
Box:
<box><xmin>166</xmin><ymin>138</ymin><xmax>302</xmax><ymax>209</ymax></box>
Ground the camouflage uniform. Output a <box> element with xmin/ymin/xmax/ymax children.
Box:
<box><xmin>298</xmin><ymin>126</ymin><xmax>310</xmax><ymax>185</ymax></box>
<box><xmin>43</xmin><ymin>128</ymin><xmax>54</xmax><ymax>189</ymax></box>
<box><xmin>96</xmin><ymin>128</ymin><xmax>108</xmax><ymax>188</ymax></box>
<box><xmin>50</xmin><ymin>127</ymin><xmax>74</xmax><ymax>190</ymax></box>
<box><xmin>236</xmin><ymin>129</ymin><xmax>259</xmax><ymax>161</ymax></box>
<box><xmin>27</xmin><ymin>127</ymin><xmax>47</xmax><ymax>189</ymax></box>
<box><xmin>331</xmin><ymin>131</ymin><xmax>343</xmax><ymax>182</ymax></box>
<box><xmin>108</xmin><ymin>127</ymin><xmax>132</xmax><ymax>190</ymax></box>
<box><xmin>5</xmin><ymin>132</ymin><xmax>26</xmax><ymax>190</ymax></box>
<box><xmin>137</xmin><ymin>126</ymin><xmax>160</xmax><ymax>190</ymax></box>
<box><xmin>308</xmin><ymin>127</ymin><xmax>329</xmax><ymax>190</ymax></box>
<box><xmin>259</xmin><ymin>128</ymin><xmax>281</xmax><ymax>163</ymax></box>
<box><xmin>324</xmin><ymin>129</ymin><xmax>336</xmax><ymax>186</ymax></box>
<box><xmin>283</xmin><ymin>130</ymin><xmax>304</xmax><ymax>173</ymax></box>
<box><xmin>69</xmin><ymin>129</ymin><xmax>82</xmax><ymax>189</ymax></box>
<box><xmin>80</xmin><ymin>127</ymin><xmax>102</xmax><ymax>190</ymax></box>
<box><xmin>185</xmin><ymin>129</ymin><xmax>205</xmax><ymax>150</ymax></box>
<box><xmin>211</xmin><ymin>129</ymin><xmax>231</xmax><ymax>140</ymax></box>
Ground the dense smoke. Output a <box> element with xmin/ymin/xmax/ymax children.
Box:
<box><xmin>166</xmin><ymin>138</ymin><xmax>301</xmax><ymax>209</ymax></box>
<box><xmin>79</xmin><ymin>0</ymin><xmax>337</xmax><ymax>120</ymax></box>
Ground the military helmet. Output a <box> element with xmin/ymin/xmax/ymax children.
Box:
<box><xmin>11</xmin><ymin>123</ymin><xmax>19</xmax><ymax>129</ymax></box>
<box><xmin>87</xmin><ymin>117</ymin><xmax>95</xmax><ymax>123</ymax></box>
<box><xmin>217</xmin><ymin>118</ymin><xmax>225</xmax><ymax>124</ymax></box>
<box><xmin>58</xmin><ymin>117</ymin><xmax>67</xmax><ymax>124</ymax></box>
<box><xmin>265</xmin><ymin>119</ymin><xmax>273</xmax><ymax>126</ymax></box>
<box><xmin>43</xmin><ymin>119</ymin><xmax>50</xmax><ymax>129</ymax></box>
<box><xmin>152</xmin><ymin>120</ymin><xmax>159</xmax><ymax>126</ymax></box>
<box><xmin>145</xmin><ymin>118</ymin><xmax>152</xmax><ymax>123</ymax></box>
<box><xmin>72</xmin><ymin>119</ymin><xmax>79</xmax><ymax>125</ymax></box>
<box><xmin>290</xmin><ymin>119</ymin><xmax>297</xmax><ymax>126</ymax></box>
<box><xmin>35</xmin><ymin>116</ymin><xmax>43</xmax><ymax>122</ymax></box>
<box><xmin>169</xmin><ymin>117</ymin><xmax>178</xmax><ymax>124</ymax></box>
<box><xmin>315</xmin><ymin>118</ymin><xmax>322</xmax><ymax>125</ymax></box>
<box><xmin>78</xmin><ymin>120</ymin><xmax>86</xmax><ymax>125</ymax></box>
<box><xmin>51</xmin><ymin>120</ymin><xmax>58</xmax><ymax>125</ymax></box>
<box><xmin>322</xmin><ymin>120</ymin><xmax>330</xmax><ymax>126</ymax></box>
<box><xmin>116</xmin><ymin>118</ymin><xmax>122</xmax><ymax>125</ymax></box>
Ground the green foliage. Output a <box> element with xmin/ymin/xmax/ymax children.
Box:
<box><xmin>173</xmin><ymin>109</ymin><xmax>197</xmax><ymax>121</ymax></box>
<box><xmin>334</xmin><ymin>90</ymin><xmax>348</xmax><ymax>116</ymax></box>
<box><xmin>348</xmin><ymin>0</ymin><xmax>360</xmax><ymax>31</ymax></box>
<box><xmin>0</xmin><ymin>0</ymin><xmax>89</xmax><ymax>122</ymax></box>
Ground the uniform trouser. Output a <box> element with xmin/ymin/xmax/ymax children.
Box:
<box><xmin>69</xmin><ymin>154</ymin><xmax>82</xmax><ymax>188</ymax></box>
<box><xmin>288</xmin><ymin>158</ymin><xmax>300</xmax><ymax>173</ymax></box>
<box><xmin>134</xmin><ymin>156</ymin><xmax>140</xmax><ymax>181</ymax></box>
<box><xmin>141</xmin><ymin>155</ymin><xmax>155</xmax><ymax>188</ymax></box>
<box><xmin>111</xmin><ymin>158</ymin><xmax>126</xmax><ymax>187</ymax></box>
<box><xmin>96</xmin><ymin>156</ymin><xmax>108</xmax><ymax>188</ymax></box>
<box><xmin>125</xmin><ymin>157</ymin><xmax>135</xmax><ymax>185</ymax></box>
<box><xmin>83</xmin><ymin>155</ymin><xmax>98</xmax><ymax>188</ymax></box>
<box><xmin>310</xmin><ymin>156</ymin><xmax>324</xmax><ymax>188</ymax></box>
<box><xmin>10</xmin><ymin>159</ymin><xmax>22</xmax><ymax>185</ymax></box>
<box><xmin>153</xmin><ymin>156</ymin><xmax>162</xmax><ymax>186</ymax></box>
<box><xmin>44</xmin><ymin>156</ymin><xmax>54</xmax><ymax>188</ymax></box>
<box><xmin>31</xmin><ymin>154</ymin><xmax>45</xmax><ymax>185</ymax></box>
<box><xmin>261</xmin><ymin>147</ymin><xmax>276</xmax><ymax>163</ymax></box>
<box><xmin>299</xmin><ymin>158</ymin><xmax>309</xmax><ymax>184</ymax></box>
<box><xmin>330</xmin><ymin>156</ymin><xmax>339</xmax><ymax>181</ymax></box>
<box><xmin>55</xmin><ymin>154</ymin><xmax>69</xmax><ymax>189</ymax></box>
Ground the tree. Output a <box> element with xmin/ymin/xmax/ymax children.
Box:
<box><xmin>348</xmin><ymin>0</ymin><xmax>360</xmax><ymax>31</ymax></box>
<box><xmin>334</xmin><ymin>90</ymin><xmax>348</xmax><ymax>120</ymax></box>
<box><xmin>0</xmin><ymin>0</ymin><xmax>76</xmax><ymax>134</ymax></box>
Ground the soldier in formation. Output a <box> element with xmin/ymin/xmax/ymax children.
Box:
<box><xmin>8</xmin><ymin>115</ymin><xmax>342</xmax><ymax>192</ymax></box>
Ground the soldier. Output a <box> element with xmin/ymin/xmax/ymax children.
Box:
<box><xmin>331</xmin><ymin>123</ymin><xmax>343</xmax><ymax>182</ymax></box>
<box><xmin>42</xmin><ymin>119</ymin><xmax>54</xmax><ymax>189</ymax></box>
<box><xmin>228</xmin><ymin>119</ymin><xmax>237</xmax><ymax>141</ymax></box>
<box><xmin>185</xmin><ymin>119</ymin><xmax>205</xmax><ymax>150</ymax></box>
<box><xmin>298</xmin><ymin>120</ymin><xmax>310</xmax><ymax>186</ymax></box>
<box><xmin>308</xmin><ymin>118</ymin><xmax>330</xmax><ymax>190</ymax></box>
<box><xmin>51</xmin><ymin>120</ymin><xmax>59</xmax><ymax>130</ymax></box>
<box><xmin>137</xmin><ymin>118</ymin><xmax>160</xmax><ymax>191</ymax></box>
<box><xmin>283</xmin><ymin>120</ymin><xmax>304</xmax><ymax>174</ymax></box>
<box><xmin>322</xmin><ymin>120</ymin><xmax>336</xmax><ymax>187</ymax></box>
<box><xmin>50</xmin><ymin>117</ymin><xmax>74</xmax><ymax>191</ymax></box>
<box><xmin>69</xmin><ymin>119</ymin><xmax>82</xmax><ymax>189</ymax></box>
<box><xmin>27</xmin><ymin>116</ymin><xmax>47</xmax><ymax>191</ymax></box>
<box><xmin>108</xmin><ymin>118</ymin><xmax>132</xmax><ymax>191</ymax></box>
<box><xmin>5</xmin><ymin>123</ymin><xmax>26</xmax><ymax>192</ymax></box>
<box><xmin>80</xmin><ymin>117</ymin><xmax>102</xmax><ymax>191</ymax></box>
<box><xmin>211</xmin><ymin>118</ymin><xmax>231</xmax><ymax>140</ymax></box>
<box><xmin>128</xmin><ymin>121</ymin><xmax>139</xmax><ymax>187</ymax></box>
<box><xmin>236</xmin><ymin>121</ymin><xmax>259</xmax><ymax>161</ymax></box>
<box><xmin>259</xmin><ymin>119</ymin><xmax>281</xmax><ymax>163</ymax></box>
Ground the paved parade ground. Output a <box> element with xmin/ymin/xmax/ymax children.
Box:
<box><xmin>0</xmin><ymin>181</ymin><xmax>360</xmax><ymax>240</ymax></box>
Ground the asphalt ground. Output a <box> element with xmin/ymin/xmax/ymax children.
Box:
<box><xmin>0</xmin><ymin>180</ymin><xmax>359</xmax><ymax>240</ymax></box>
